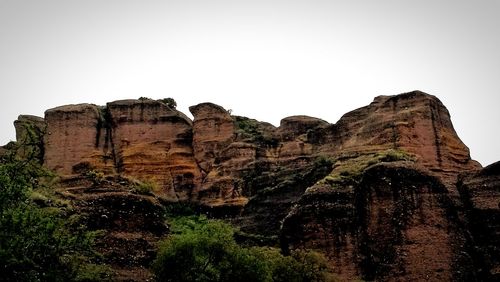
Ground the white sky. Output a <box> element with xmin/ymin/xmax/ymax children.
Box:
<box><xmin>1</xmin><ymin>0</ymin><xmax>499</xmax><ymax>166</ymax></box>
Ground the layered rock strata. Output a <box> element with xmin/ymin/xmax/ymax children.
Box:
<box><xmin>32</xmin><ymin>91</ymin><xmax>478</xmax><ymax>205</ymax></box>
<box><xmin>8</xmin><ymin>91</ymin><xmax>491</xmax><ymax>280</ymax></box>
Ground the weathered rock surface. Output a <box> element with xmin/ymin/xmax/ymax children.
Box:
<box><xmin>108</xmin><ymin>99</ymin><xmax>200</xmax><ymax>201</ymax></box>
<box><xmin>43</xmin><ymin>99</ymin><xmax>200</xmax><ymax>201</ymax></box>
<box><xmin>13</xmin><ymin>115</ymin><xmax>46</xmax><ymax>162</ymax></box>
<box><xmin>55</xmin><ymin>174</ymin><xmax>168</xmax><ymax>281</ymax></box>
<box><xmin>315</xmin><ymin>91</ymin><xmax>480</xmax><ymax>180</ymax></box>
<box><xmin>458</xmin><ymin>161</ymin><xmax>500</xmax><ymax>280</ymax></box>
<box><xmin>189</xmin><ymin>103</ymin><xmax>246</xmax><ymax>207</ymax></box>
<box><xmin>7</xmin><ymin>90</ymin><xmax>493</xmax><ymax>281</ymax></box>
<box><xmin>282</xmin><ymin>160</ymin><xmax>476</xmax><ymax>281</ymax></box>
<box><xmin>35</xmin><ymin>91</ymin><xmax>479</xmax><ymax>205</ymax></box>
<box><xmin>44</xmin><ymin>104</ymin><xmax>108</xmax><ymax>174</ymax></box>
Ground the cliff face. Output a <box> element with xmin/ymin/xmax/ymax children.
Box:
<box><xmin>107</xmin><ymin>99</ymin><xmax>199</xmax><ymax>201</ymax></box>
<box><xmin>458</xmin><ymin>161</ymin><xmax>500</xmax><ymax>280</ymax></box>
<box><xmin>34</xmin><ymin>91</ymin><xmax>478</xmax><ymax>203</ymax></box>
<box><xmin>10</xmin><ymin>91</ymin><xmax>493</xmax><ymax>280</ymax></box>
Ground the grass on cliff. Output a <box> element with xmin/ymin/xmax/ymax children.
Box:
<box><xmin>153</xmin><ymin>215</ymin><xmax>338</xmax><ymax>282</ymax></box>
<box><xmin>130</xmin><ymin>178</ymin><xmax>158</xmax><ymax>195</ymax></box>
<box><xmin>319</xmin><ymin>149</ymin><xmax>415</xmax><ymax>189</ymax></box>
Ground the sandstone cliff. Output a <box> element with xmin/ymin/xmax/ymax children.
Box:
<box><xmin>19</xmin><ymin>91</ymin><xmax>477</xmax><ymax>203</ymax></box>
<box><xmin>8</xmin><ymin>91</ymin><xmax>494</xmax><ymax>281</ymax></box>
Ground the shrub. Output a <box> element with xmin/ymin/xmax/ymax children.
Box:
<box><xmin>85</xmin><ymin>169</ymin><xmax>105</xmax><ymax>186</ymax></box>
<box><xmin>152</xmin><ymin>216</ymin><xmax>335</xmax><ymax>282</ymax></box>
<box><xmin>158</xmin><ymin>98</ymin><xmax>177</xmax><ymax>109</ymax></box>
<box><xmin>233</xmin><ymin>116</ymin><xmax>279</xmax><ymax>147</ymax></box>
<box><xmin>131</xmin><ymin>179</ymin><xmax>157</xmax><ymax>195</ymax></box>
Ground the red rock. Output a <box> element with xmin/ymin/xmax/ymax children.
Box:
<box><xmin>107</xmin><ymin>99</ymin><xmax>200</xmax><ymax>201</ymax></box>
<box><xmin>44</xmin><ymin>104</ymin><xmax>109</xmax><ymax>174</ymax></box>
<box><xmin>13</xmin><ymin>115</ymin><xmax>46</xmax><ymax>162</ymax></box>
<box><xmin>458</xmin><ymin>161</ymin><xmax>500</xmax><ymax>280</ymax></box>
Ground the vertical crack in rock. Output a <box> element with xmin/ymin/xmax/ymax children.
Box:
<box><xmin>430</xmin><ymin>101</ymin><xmax>443</xmax><ymax>167</ymax></box>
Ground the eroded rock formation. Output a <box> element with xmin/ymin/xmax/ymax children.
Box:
<box><xmin>458</xmin><ymin>161</ymin><xmax>500</xmax><ymax>280</ymax></box>
<box><xmin>9</xmin><ymin>90</ymin><xmax>495</xmax><ymax>281</ymax></box>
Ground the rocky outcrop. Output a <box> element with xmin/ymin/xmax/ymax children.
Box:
<box><xmin>14</xmin><ymin>115</ymin><xmax>46</xmax><ymax>143</ymax></box>
<box><xmin>34</xmin><ymin>91</ymin><xmax>478</xmax><ymax>206</ymax></box>
<box><xmin>281</xmin><ymin>160</ymin><xmax>476</xmax><ymax>281</ymax></box>
<box><xmin>189</xmin><ymin>103</ymin><xmax>245</xmax><ymax>207</ymax></box>
<box><xmin>13</xmin><ymin>115</ymin><xmax>46</xmax><ymax>162</ymax></box>
<box><xmin>314</xmin><ymin>91</ymin><xmax>480</xmax><ymax>180</ymax></box>
<box><xmin>458</xmin><ymin>161</ymin><xmax>500</xmax><ymax>280</ymax></box>
<box><xmin>55</xmin><ymin>174</ymin><xmax>168</xmax><ymax>281</ymax></box>
<box><xmin>107</xmin><ymin>99</ymin><xmax>200</xmax><ymax>201</ymax></box>
<box><xmin>7</xmin><ymin>91</ymin><xmax>491</xmax><ymax>280</ymax></box>
<box><xmin>44</xmin><ymin>104</ymin><xmax>107</xmax><ymax>174</ymax></box>
<box><xmin>43</xmin><ymin>99</ymin><xmax>200</xmax><ymax>201</ymax></box>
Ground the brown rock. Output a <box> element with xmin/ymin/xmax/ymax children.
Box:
<box><xmin>14</xmin><ymin>115</ymin><xmax>46</xmax><ymax>143</ymax></box>
<box><xmin>320</xmin><ymin>91</ymin><xmax>480</xmax><ymax>178</ymax></box>
<box><xmin>189</xmin><ymin>102</ymin><xmax>235</xmax><ymax>173</ymax></box>
<box><xmin>282</xmin><ymin>161</ymin><xmax>475</xmax><ymax>281</ymax></box>
<box><xmin>9</xmin><ymin>90</ymin><xmax>491</xmax><ymax>281</ymax></box>
<box><xmin>107</xmin><ymin>99</ymin><xmax>200</xmax><ymax>201</ymax></box>
<box><xmin>189</xmin><ymin>103</ymin><xmax>247</xmax><ymax>207</ymax></box>
<box><xmin>458</xmin><ymin>161</ymin><xmax>500</xmax><ymax>280</ymax></box>
<box><xmin>13</xmin><ymin>115</ymin><xmax>46</xmax><ymax>162</ymax></box>
<box><xmin>277</xmin><ymin>115</ymin><xmax>328</xmax><ymax>142</ymax></box>
<box><xmin>44</xmin><ymin>104</ymin><xmax>110</xmax><ymax>174</ymax></box>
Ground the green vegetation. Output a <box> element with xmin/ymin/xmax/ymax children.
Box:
<box><xmin>85</xmin><ymin>169</ymin><xmax>105</xmax><ymax>186</ymax></box>
<box><xmin>153</xmin><ymin>215</ymin><xmax>336</xmax><ymax>282</ymax></box>
<box><xmin>233</xmin><ymin>116</ymin><xmax>279</xmax><ymax>147</ymax></box>
<box><xmin>318</xmin><ymin>149</ymin><xmax>415</xmax><ymax>189</ymax></box>
<box><xmin>14</xmin><ymin>119</ymin><xmax>46</xmax><ymax>163</ymax></box>
<box><xmin>131</xmin><ymin>179</ymin><xmax>158</xmax><ymax>195</ymax></box>
<box><xmin>158</xmin><ymin>97</ymin><xmax>177</xmax><ymax>109</ymax></box>
<box><xmin>138</xmin><ymin>97</ymin><xmax>177</xmax><ymax>109</ymax></box>
<box><xmin>0</xmin><ymin>140</ymin><xmax>110</xmax><ymax>281</ymax></box>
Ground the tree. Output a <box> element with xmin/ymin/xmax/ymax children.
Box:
<box><xmin>158</xmin><ymin>98</ymin><xmax>177</xmax><ymax>109</ymax></box>
<box><xmin>153</xmin><ymin>216</ymin><xmax>268</xmax><ymax>282</ymax></box>
<box><xmin>0</xmin><ymin>136</ymin><xmax>110</xmax><ymax>281</ymax></box>
<box><xmin>152</xmin><ymin>216</ymin><xmax>336</xmax><ymax>282</ymax></box>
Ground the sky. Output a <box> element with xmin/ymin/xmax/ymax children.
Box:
<box><xmin>0</xmin><ymin>0</ymin><xmax>499</xmax><ymax>166</ymax></box>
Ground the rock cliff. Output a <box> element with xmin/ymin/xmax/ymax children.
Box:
<box><xmin>458</xmin><ymin>161</ymin><xmax>500</xmax><ymax>280</ymax></box>
<box><xmin>8</xmin><ymin>90</ymin><xmax>496</xmax><ymax>280</ymax></box>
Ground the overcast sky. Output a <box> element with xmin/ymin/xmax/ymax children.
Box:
<box><xmin>1</xmin><ymin>0</ymin><xmax>499</xmax><ymax>166</ymax></box>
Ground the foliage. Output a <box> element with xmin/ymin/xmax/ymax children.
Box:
<box><xmin>85</xmin><ymin>169</ymin><xmax>105</xmax><ymax>186</ymax></box>
<box><xmin>376</xmin><ymin>149</ymin><xmax>414</xmax><ymax>162</ymax></box>
<box><xmin>233</xmin><ymin>116</ymin><xmax>279</xmax><ymax>147</ymax></box>
<box><xmin>242</xmin><ymin>156</ymin><xmax>333</xmax><ymax>198</ymax></box>
<box><xmin>73</xmin><ymin>263</ymin><xmax>113</xmax><ymax>282</ymax></box>
<box><xmin>152</xmin><ymin>216</ymin><xmax>335</xmax><ymax>282</ymax></box>
<box><xmin>163</xmin><ymin>202</ymin><xmax>198</xmax><ymax>217</ymax></box>
<box><xmin>249</xmin><ymin>247</ymin><xmax>335</xmax><ymax>282</ymax></box>
<box><xmin>131</xmin><ymin>179</ymin><xmax>157</xmax><ymax>195</ymax></box>
<box><xmin>0</xmin><ymin>148</ymin><xmax>109</xmax><ymax>281</ymax></box>
<box><xmin>14</xmin><ymin>120</ymin><xmax>46</xmax><ymax>163</ymax></box>
<box><xmin>318</xmin><ymin>149</ymin><xmax>415</xmax><ymax>189</ymax></box>
<box><xmin>158</xmin><ymin>97</ymin><xmax>177</xmax><ymax>109</ymax></box>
